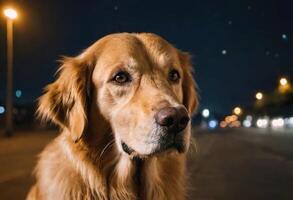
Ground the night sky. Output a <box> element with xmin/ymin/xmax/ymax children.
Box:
<box><xmin>0</xmin><ymin>0</ymin><xmax>292</xmax><ymax>114</ymax></box>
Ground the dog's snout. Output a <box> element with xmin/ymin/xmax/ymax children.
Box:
<box><xmin>155</xmin><ymin>107</ymin><xmax>190</xmax><ymax>131</ymax></box>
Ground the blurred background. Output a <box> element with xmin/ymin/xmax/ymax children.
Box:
<box><xmin>0</xmin><ymin>0</ymin><xmax>292</xmax><ymax>199</ymax></box>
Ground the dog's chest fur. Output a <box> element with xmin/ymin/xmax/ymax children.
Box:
<box><xmin>27</xmin><ymin>135</ymin><xmax>186</xmax><ymax>200</ymax></box>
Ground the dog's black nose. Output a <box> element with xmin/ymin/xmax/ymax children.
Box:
<box><xmin>155</xmin><ymin>107</ymin><xmax>190</xmax><ymax>132</ymax></box>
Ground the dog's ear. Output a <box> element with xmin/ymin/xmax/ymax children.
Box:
<box><xmin>37</xmin><ymin>57</ymin><xmax>93</xmax><ymax>142</ymax></box>
<box><xmin>179</xmin><ymin>51</ymin><xmax>198</xmax><ymax>115</ymax></box>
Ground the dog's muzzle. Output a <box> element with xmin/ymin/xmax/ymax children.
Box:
<box><xmin>121</xmin><ymin>106</ymin><xmax>190</xmax><ymax>156</ymax></box>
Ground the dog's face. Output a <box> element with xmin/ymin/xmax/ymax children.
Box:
<box><xmin>38</xmin><ymin>33</ymin><xmax>197</xmax><ymax>157</ymax></box>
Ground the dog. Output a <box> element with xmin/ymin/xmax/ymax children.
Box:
<box><xmin>27</xmin><ymin>33</ymin><xmax>198</xmax><ymax>200</ymax></box>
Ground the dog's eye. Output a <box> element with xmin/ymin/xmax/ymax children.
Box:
<box><xmin>168</xmin><ymin>69</ymin><xmax>180</xmax><ymax>83</ymax></box>
<box><xmin>112</xmin><ymin>71</ymin><xmax>131</xmax><ymax>84</ymax></box>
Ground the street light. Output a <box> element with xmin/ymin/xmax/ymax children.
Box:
<box><xmin>233</xmin><ymin>106</ymin><xmax>242</xmax><ymax>115</ymax></box>
<box><xmin>202</xmin><ymin>109</ymin><xmax>210</xmax><ymax>118</ymax></box>
<box><xmin>4</xmin><ymin>8</ymin><xmax>17</xmax><ymax>19</ymax></box>
<box><xmin>3</xmin><ymin>7</ymin><xmax>17</xmax><ymax>136</ymax></box>
<box><xmin>280</xmin><ymin>77</ymin><xmax>288</xmax><ymax>86</ymax></box>
<box><xmin>255</xmin><ymin>92</ymin><xmax>263</xmax><ymax>100</ymax></box>
<box><xmin>278</xmin><ymin>77</ymin><xmax>291</xmax><ymax>93</ymax></box>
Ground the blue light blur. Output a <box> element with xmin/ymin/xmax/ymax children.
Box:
<box><xmin>208</xmin><ymin>120</ymin><xmax>218</xmax><ymax>129</ymax></box>
<box><xmin>15</xmin><ymin>89</ymin><xmax>22</xmax><ymax>98</ymax></box>
<box><xmin>0</xmin><ymin>106</ymin><xmax>5</xmax><ymax>114</ymax></box>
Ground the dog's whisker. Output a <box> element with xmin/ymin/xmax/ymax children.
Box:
<box><xmin>98</xmin><ymin>139</ymin><xmax>116</xmax><ymax>161</ymax></box>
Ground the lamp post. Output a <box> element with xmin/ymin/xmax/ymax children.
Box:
<box><xmin>4</xmin><ymin>8</ymin><xmax>17</xmax><ymax>136</ymax></box>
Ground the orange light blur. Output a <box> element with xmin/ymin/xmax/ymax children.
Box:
<box><xmin>220</xmin><ymin>121</ymin><xmax>227</xmax><ymax>128</ymax></box>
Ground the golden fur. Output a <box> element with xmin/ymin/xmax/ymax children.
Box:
<box><xmin>27</xmin><ymin>33</ymin><xmax>198</xmax><ymax>200</ymax></box>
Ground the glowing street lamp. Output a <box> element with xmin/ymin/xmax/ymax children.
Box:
<box><xmin>278</xmin><ymin>77</ymin><xmax>291</xmax><ymax>93</ymax></box>
<box><xmin>3</xmin><ymin>7</ymin><xmax>18</xmax><ymax>136</ymax></box>
<box><xmin>280</xmin><ymin>77</ymin><xmax>288</xmax><ymax>86</ymax></box>
<box><xmin>233</xmin><ymin>107</ymin><xmax>242</xmax><ymax>115</ymax></box>
<box><xmin>202</xmin><ymin>109</ymin><xmax>210</xmax><ymax>118</ymax></box>
<box><xmin>255</xmin><ymin>92</ymin><xmax>263</xmax><ymax>100</ymax></box>
<box><xmin>4</xmin><ymin>8</ymin><xmax>17</xmax><ymax>19</ymax></box>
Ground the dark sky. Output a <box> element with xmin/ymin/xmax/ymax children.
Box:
<box><xmin>0</xmin><ymin>0</ymin><xmax>292</xmax><ymax>114</ymax></box>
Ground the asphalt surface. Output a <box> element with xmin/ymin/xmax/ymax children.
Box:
<box><xmin>188</xmin><ymin>128</ymin><xmax>293</xmax><ymax>200</ymax></box>
<box><xmin>0</xmin><ymin>128</ymin><xmax>292</xmax><ymax>200</ymax></box>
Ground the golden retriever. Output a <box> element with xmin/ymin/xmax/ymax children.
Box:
<box><xmin>27</xmin><ymin>33</ymin><xmax>198</xmax><ymax>200</ymax></box>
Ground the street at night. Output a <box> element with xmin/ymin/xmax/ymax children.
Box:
<box><xmin>0</xmin><ymin>129</ymin><xmax>292</xmax><ymax>200</ymax></box>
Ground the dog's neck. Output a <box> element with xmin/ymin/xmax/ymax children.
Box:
<box><xmin>70</xmin><ymin>133</ymin><xmax>186</xmax><ymax>200</ymax></box>
<box><xmin>79</xmin><ymin>112</ymin><xmax>187</xmax><ymax>200</ymax></box>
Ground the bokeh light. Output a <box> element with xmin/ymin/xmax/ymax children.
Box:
<box><xmin>255</xmin><ymin>92</ymin><xmax>263</xmax><ymax>100</ymax></box>
<box><xmin>15</xmin><ymin>89</ymin><xmax>22</xmax><ymax>98</ymax></box>
<box><xmin>202</xmin><ymin>109</ymin><xmax>210</xmax><ymax>118</ymax></box>
<box><xmin>208</xmin><ymin>120</ymin><xmax>218</xmax><ymax>129</ymax></box>
<box><xmin>0</xmin><ymin>106</ymin><xmax>5</xmax><ymax>114</ymax></box>
<box><xmin>280</xmin><ymin>77</ymin><xmax>288</xmax><ymax>86</ymax></box>
<box><xmin>233</xmin><ymin>107</ymin><xmax>242</xmax><ymax>115</ymax></box>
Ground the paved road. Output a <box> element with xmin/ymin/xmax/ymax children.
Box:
<box><xmin>188</xmin><ymin>128</ymin><xmax>293</xmax><ymax>200</ymax></box>
<box><xmin>0</xmin><ymin>128</ymin><xmax>292</xmax><ymax>200</ymax></box>
<box><xmin>0</xmin><ymin>130</ymin><xmax>57</xmax><ymax>200</ymax></box>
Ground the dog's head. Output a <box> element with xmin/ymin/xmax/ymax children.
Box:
<box><xmin>38</xmin><ymin>33</ymin><xmax>198</xmax><ymax>157</ymax></box>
